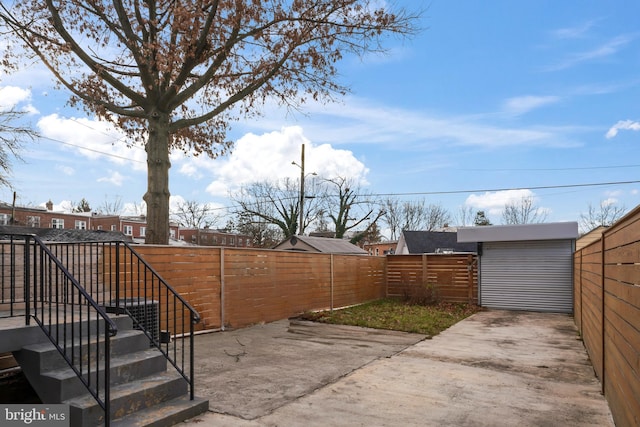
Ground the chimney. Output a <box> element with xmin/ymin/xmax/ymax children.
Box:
<box><xmin>46</xmin><ymin>200</ymin><xmax>53</xmax><ymax>211</ymax></box>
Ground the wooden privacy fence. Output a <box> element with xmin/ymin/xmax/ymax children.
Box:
<box><xmin>387</xmin><ymin>254</ymin><xmax>478</xmax><ymax>303</ymax></box>
<box><xmin>574</xmin><ymin>205</ymin><xmax>640</xmax><ymax>427</ymax></box>
<box><xmin>125</xmin><ymin>247</ymin><xmax>477</xmax><ymax>332</ymax></box>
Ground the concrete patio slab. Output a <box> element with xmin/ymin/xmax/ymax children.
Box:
<box><xmin>183</xmin><ymin>310</ymin><xmax>614</xmax><ymax>427</ymax></box>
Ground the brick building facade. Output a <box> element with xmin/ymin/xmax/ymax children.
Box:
<box><xmin>0</xmin><ymin>202</ymin><xmax>251</xmax><ymax>247</ymax></box>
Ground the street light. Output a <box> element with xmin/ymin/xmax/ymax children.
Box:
<box><xmin>292</xmin><ymin>143</ymin><xmax>316</xmax><ymax>235</ymax></box>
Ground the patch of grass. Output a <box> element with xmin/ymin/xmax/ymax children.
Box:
<box><xmin>299</xmin><ymin>298</ymin><xmax>481</xmax><ymax>336</ymax></box>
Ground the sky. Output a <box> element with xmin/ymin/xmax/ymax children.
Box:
<box><xmin>1</xmin><ymin>0</ymin><xmax>639</xmax><ymax>235</ymax></box>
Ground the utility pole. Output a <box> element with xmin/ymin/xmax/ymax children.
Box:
<box><xmin>299</xmin><ymin>144</ymin><xmax>305</xmax><ymax>235</ymax></box>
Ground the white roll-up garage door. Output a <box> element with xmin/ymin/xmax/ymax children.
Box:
<box><xmin>480</xmin><ymin>240</ymin><xmax>573</xmax><ymax>313</ymax></box>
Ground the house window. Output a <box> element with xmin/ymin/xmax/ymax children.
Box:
<box><xmin>97</xmin><ymin>225</ymin><xmax>103</xmax><ymax>230</ymax></box>
<box><xmin>191</xmin><ymin>235</ymin><xmax>196</xmax><ymax>243</ymax></box>
<box><xmin>123</xmin><ymin>225</ymin><xmax>133</xmax><ymax>236</ymax></box>
<box><xmin>75</xmin><ymin>220</ymin><xmax>87</xmax><ymax>230</ymax></box>
<box><xmin>212</xmin><ymin>236</ymin><xmax>218</xmax><ymax>244</ymax></box>
<box><xmin>179</xmin><ymin>235</ymin><xmax>184</xmax><ymax>241</ymax></box>
<box><xmin>221</xmin><ymin>237</ymin><xmax>226</xmax><ymax>245</ymax></box>
<box><xmin>27</xmin><ymin>216</ymin><xmax>40</xmax><ymax>227</ymax></box>
<box><xmin>0</xmin><ymin>214</ymin><xmax>10</xmax><ymax>225</ymax></box>
<box><xmin>111</xmin><ymin>224</ymin><xmax>117</xmax><ymax>231</ymax></box>
<box><xmin>170</xmin><ymin>229</ymin><xmax>176</xmax><ymax>239</ymax></box>
<box><xmin>51</xmin><ymin>218</ymin><xmax>64</xmax><ymax>229</ymax></box>
<box><xmin>246</xmin><ymin>239</ymin><xmax>251</xmax><ymax>247</ymax></box>
<box><xmin>140</xmin><ymin>227</ymin><xmax>146</xmax><ymax>237</ymax></box>
<box><xmin>230</xmin><ymin>237</ymin><xmax>235</xmax><ymax>245</ymax></box>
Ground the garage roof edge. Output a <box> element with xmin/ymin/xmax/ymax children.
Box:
<box><xmin>457</xmin><ymin>222</ymin><xmax>579</xmax><ymax>243</ymax></box>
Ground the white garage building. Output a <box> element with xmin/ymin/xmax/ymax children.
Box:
<box><xmin>458</xmin><ymin>222</ymin><xmax>579</xmax><ymax>313</ymax></box>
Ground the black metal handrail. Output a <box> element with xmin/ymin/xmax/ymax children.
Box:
<box><xmin>45</xmin><ymin>240</ymin><xmax>201</xmax><ymax>401</ymax></box>
<box><xmin>0</xmin><ymin>234</ymin><xmax>117</xmax><ymax>425</ymax></box>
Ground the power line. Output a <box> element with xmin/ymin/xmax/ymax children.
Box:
<box><xmin>366</xmin><ymin>179</ymin><xmax>640</xmax><ymax>198</ymax></box>
<box><xmin>463</xmin><ymin>164</ymin><xmax>640</xmax><ymax>172</ymax></box>
<box><xmin>212</xmin><ymin>179</ymin><xmax>640</xmax><ymax>214</ymax></box>
<box><xmin>39</xmin><ymin>135</ymin><xmax>145</xmax><ymax>164</ymax></box>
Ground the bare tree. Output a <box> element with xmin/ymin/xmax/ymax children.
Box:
<box><xmin>99</xmin><ymin>196</ymin><xmax>124</xmax><ymax>215</ymax></box>
<box><xmin>171</xmin><ymin>199</ymin><xmax>219</xmax><ymax>229</ymax></box>
<box><xmin>402</xmin><ymin>200</ymin><xmax>427</xmax><ymax>231</ymax></box>
<box><xmin>232</xmin><ymin>178</ymin><xmax>320</xmax><ymax>238</ymax></box>
<box><xmin>579</xmin><ymin>200</ymin><xmax>626</xmax><ymax>233</ymax></box>
<box><xmin>423</xmin><ymin>203</ymin><xmax>452</xmax><ymax>231</ymax></box>
<box><xmin>382</xmin><ymin>198</ymin><xmax>403</xmax><ymax>240</ymax></box>
<box><xmin>0</xmin><ymin>109</ymin><xmax>36</xmax><ymax>188</ymax></box>
<box><xmin>323</xmin><ymin>177</ymin><xmax>384</xmax><ymax>239</ymax></box>
<box><xmin>1</xmin><ymin>1</ymin><xmax>418</xmax><ymax>244</ymax></box>
<box><xmin>456</xmin><ymin>205</ymin><xmax>477</xmax><ymax>227</ymax></box>
<box><xmin>382</xmin><ymin>198</ymin><xmax>452</xmax><ymax>235</ymax></box>
<box><xmin>501</xmin><ymin>196</ymin><xmax>547</xmax><ymax>225</ymax></box>
<box><xmin>226</xmin><ymin>213</ymin><xmax>283</xmax><ymax>248</ymax></box>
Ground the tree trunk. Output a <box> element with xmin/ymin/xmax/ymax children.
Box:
<box><xmin>143</xmin><ymin>113</ymin><xmax>171</xmax><ymax>244</ymax></box>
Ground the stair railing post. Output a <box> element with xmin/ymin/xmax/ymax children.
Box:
<box><xmin>115</xmin><ymin>242</ymin><xmax>120</xmax><ymax>313</ymax></box>
<box><xmin>104</xmin><ymin>330</ymin><xmax>111</xmax><ymax>427</ymax></box>
<box><xmin>24</xmin><ymin>236</ymin><xmax>31</xmax><ymax>325</ymax></box>
<box><xmin>190</xmin><ymin>312</ymin><xmax>195</xmax><ymax>401</ymax></box>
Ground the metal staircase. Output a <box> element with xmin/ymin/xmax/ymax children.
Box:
<box><xmin>0</xmin><ymin>232</ymin><xmax>208</xmax><ymax>426</ymax></box>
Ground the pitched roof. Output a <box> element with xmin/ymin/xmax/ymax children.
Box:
<box><xmin>400</xmin><ymin>231</ymin><xmax>477</xmax><ymax>254</ymax></box>
<box><xmin>273</xmin><ymin>235</ymin><xmax>367</xmax><ymax>254</ymax></box>
<box><xmin>0</xmin><ymin>226</ymin><xmax>132</xmax><ymax>242</ymax></box>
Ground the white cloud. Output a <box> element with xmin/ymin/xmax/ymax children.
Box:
<box><xmin>546</xmin><ymin>35</ymin><xmax>634</xmax><ymax>71</ymax></box>
<box><xmin>550</xmin><ymin>20</ymin><xmax>598</xmax><ymax>40</ymax></box>
<box><xmin>605</xmin><ymin>119</ymin><xmax>640</xmax><ymax>139</ymax></box>
<box><xmin>465</xmin><ymin>189</ymin><xmax>536</xmax><ymax>216</ymax></box>
<box><xmin>98</xmin><ymin>170</ymin><xmax>125</xmax><ymax>186</ymax></box>
<box><xmin>240</xmin><ymin>96</ymin><xmax>580</xmax><ymax>150</ymax></box>
<box><xmin>0</xmin><ymin>86</ymin><xmax>31</xmax><ymax>111</ymax></box>
<box><xmin>502</xmin><ymin>95</ymin><xmax>561</xmax><ymax>116</ymax></box>
<box><xmin>37</xmin><ymin>114</ymin><xmax>147</xmax><ymax>171</ymax></box>
<box><xmin>203</xmin><ymin>126</ymin><xmax>369</xmax><ymax>197</ymax></box>
<box><xmin>55</xmin><ymin>165</ymin><xmax>75</xmax><ymax>176</ymax></box>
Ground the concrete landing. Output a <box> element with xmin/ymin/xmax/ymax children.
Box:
<box><xmin>182</xmin><ymin>310</ymin><xmax>614</xmax><ymax>427</ymax></box>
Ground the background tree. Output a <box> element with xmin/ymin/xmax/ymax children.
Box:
<box><xmin>579</xmin><ymin>200</ymin><xmax>626</xmax><ymax>233</ymax></box>
<box><xmin>456</xmin><ymin>205</ymin><xmax>477</xmax><ymax>227</ymax></box>
<box><xmin>323</xmin><ymin>177</ymin><xmax>384</xmax><ymax>239</ymax></box>
<box><xmin>99</xmin><ymin>196</ymin><xmax>124</xmax><ymax>215</ymax></box>
<box><xmin>226</xmin><ymin>213</ymin><xmax>283</xmax><ymax>248</ymax></box>
<box><xmin>381</xmin><ymin>198</ymin><xmax>403</xmax><ymax>240</ymax></box>
<box><xmin>422</xmin><ymin>202</ymin><xmax>452</xmax><ymax>231</ymax></box>
<box><xmin>501</xmin><ymin>196</ymin><xmax>547</xmax><ymax>225</ymax></box>
<box><xmin>171</xmin><ymin>199</ymin><xmax>219</xmax><ymax>229</ymax></box>
<box><xmin>382</xmin><ymin>198</ymin><xmax>452</xmax><ymax>234</ymax></box>
<box><xmin>73</xmin><ymin>198</ymin><xmax>92</xmax><ymax>213</ymax></box>
<box><xmin>473</xmin><ymin>210</ymin><xmax>492</xmax><ymax>226</ymax></box>
<box><xmin>231</xmin><ymin>178</ymin><xmax>320</xmax><ymax>238</ymax></box>
<box><xmin>0</xmin><ymin>109</ymin><xmax>36</xmax><ymax>188</ymax></box>
<box><xmin>1</xmin><ymin>1</ymin><xmax>418</xmax><ymax>244</ymax></box>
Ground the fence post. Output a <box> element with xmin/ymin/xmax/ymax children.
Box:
<box><xmin>467</xmin><ymin>254</ymin><xmax>474</xmax><ymax>304</ymax></box>
<box><xmin>330</xmin><ymin>254</ymin><xmax>334</xmax><ymax>312</ymax></box>
<box><xmin>220</xmin><ymin>248</ymin><xmax>225</xmax><ymax>331</ymax></box>
<box><xmin>600</xmin><ymin>231</ymin><xmax>606</xmax><ymax>394</ymax></box>
<box><xmin>422</xmin><ymin>253</ymin><xmax>428</xmax><ymax>293</ymax></box>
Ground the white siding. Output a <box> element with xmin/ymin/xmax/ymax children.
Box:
<box><xmin>480</xmin><ymin>240</ymin><xmax>573</xmax><ymax>313</ymax></box>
